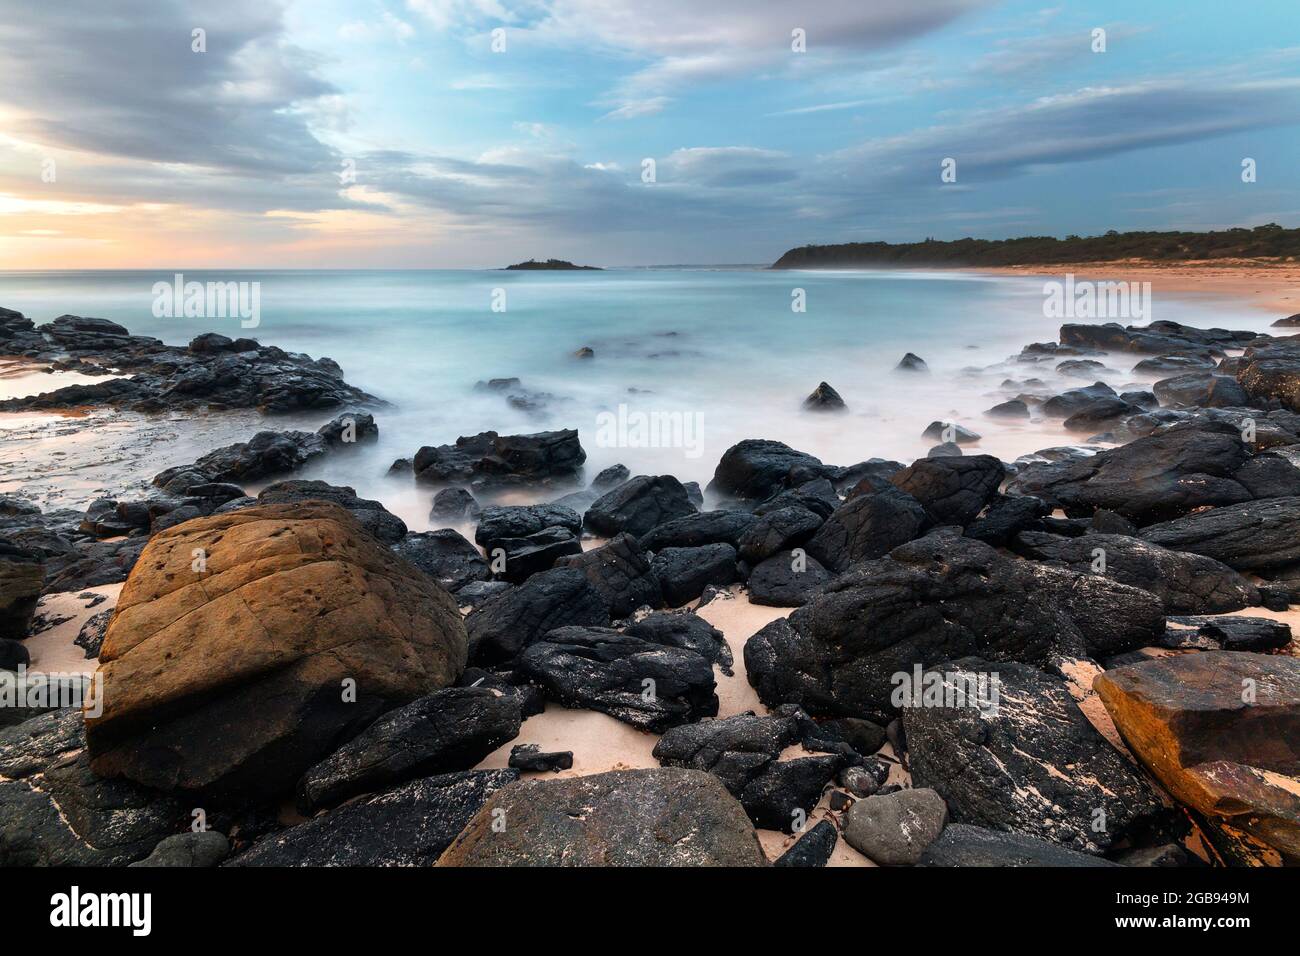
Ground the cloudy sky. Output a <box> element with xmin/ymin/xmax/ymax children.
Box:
<box><xmin>0</xmin><ymin>0</ymin><xmax>1296</xmax><ymax>267</ymax></box>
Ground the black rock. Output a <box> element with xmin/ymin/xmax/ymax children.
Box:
<box><xmin>736</xmin><ymin>506</ymin><xmax>823</xmax><ymax>564</ymax></box>
<box><xmin>623</xmin><ymin>610</ymin><xmax>733</xmax><ymax>675</ymax></box>
<box><xmin>1063</xmin><ymin>397</ymin><xmax>1144</xmax><ymax>433</ymax></box>
<box><xmin>739</xmin><ymin>755</ymin><xmax>842</xmax><ymax>833</ymax></box>
<box><xmin>707</xmin><ymin>439</ymin><xmax>826</xmax><ymax>502</ymax></box>
<box><xmin>964</xmin><ymin>494</ymin><xmax>1051</xmax><ymax>547</ymax></box>
<box><xmin>1140</xmin><ymin>495</ymin><xmax>1300</xmax><ymax>572</ymax></box>
<box><xmin>508</xmin><ymin>744</ymin><xmax>573</xmax><ymax>772</ymax></box>
<box><xmin>904</xmin><ymin>659</ymin><xmax>1167</xmax><ymax>855</ymax></box>
<box><xmin>591</xmin><ymin>463</ymin><xmax>631</xmax><ymax>490</ymax></box>
<box><xmin>0</xmin><ymin>638</ymin><xmax>30</xmax><ymax>671</ymax></box>
<box><xmin>1011</xmin><ymin>531</ymin><xmax>1260</xmax><ymax>614</ymax></box>
<box><xmin>429</xmin><ymin>487</ymin><xmax>480</xmax><ymax>522</ymax></box>
<box><xmin>518</xmin><ymin>626</ymin><xmax>718</xmax><ymax>732</ymax></box>
<box><xmin>918</xmin><ymin>823</ymin><xmax>1119</xmax><ymax>867</ymax></box>
<box><xmin>639</xmin><ymin>510</ymin><xmax>758</xmax><ymax>551</ymax></box>
<box><xmin>296</xmin><ymin>687</ymin><xmax>521</xmax><ymax>813</ymax></box>
<box><xmin>895</xmin><ymin>353</ymin><xmax>928</xmax><ymax>373</ymax></box>
<box><xmin>227</xmin><ymin>770</ymin><xmax>519</xmax><ymax>866</ymax></box>
<box><xmin>466</xmin><ymin>567</ymin><xmax>610</xmax><ymax>665</ymax></box>
<box><xmin>413</xmin><ymin>429</ymin><xmax>586</xmax><ymax>486</ymax></box>
<box><xmin>555</xmin><ymin>533</ymin><xmax>663</xmax><ymax>618</ymax></box>
<box><xmin>773</xmin><ymin>819</ymin><xmax>838</xmax><ymax>867</ymax></box>
<box><xmin>804</xmin><ymin>381</ymin><xmax>847</xmax><ymax>411</ymax></box>
<box><xmin>453</xmin><ymin>579</ymin><xmax>512</xmax><ymax>609</ymax></box>
<box><xmin>1041</xmin><ymin>381</ymin><xmax>1117</xmax><ymax>418</ymax></box>
<box><xmin>890</xmin><ymin>455</ymin><xmax>1005</xmax><ymax>526</ymax></box>
<box><xmin>1163</xmin><ymin>615</ymin><xmax>1292</xmax><ymax>652</ymax></box>
<box><xmin>650</xmin><ymin>543</ymin><xmax>738</xmax><ymax>606</ymax></box>
<box><xmin>316</xmin><ymin>411</ymin><xmax>378</xmax><ymax>445</ymax></box>
<box><xmin>584</xmin><ymin>475</ymin><xmax>697</xmax><ymax>538</ymax></box>
<box><xmin>129</xmin><ymin>831</ymin><xmax>231</xmax><ymax>868</ymax></box>
<box><xmin>391</xmin><ymin>529</ymin><xmax>490</xmax><ymax>591</ymax></box>
<box><xmin>806</xmin><ymin>486</ymin><xmax>928</xmax><ymax>572</ymax></box>
<box><xmin>154</xmin><ymin>430</ymin><xmax>328</xmax><ymax>489</ymax></box>
<box><xmin>490</xmin><ymin>526</ymin><xmax>583</xmax><ymax>584</ymax></box>
<box><xmin>744</xmin><ymin>531</ymin><xmax>1163</xmax><ymax>720</ymax></box>
<box><xmin>474</xmin><ymin>504</ymin><xmax>582</xmax><ymax>552</ymax></box>
<box><xmin>747</xmin><ymin>550</ymin><xmax>832</xmax><ymax>607</ymax></box>
<box><xmin>1153</xmin><ymin>371</ymin><xmax>1249</xmax><ymax>409</ymax></box>
<box><xmin>257</xmin><ymin>481</ymin><xmax>407</xmax><ymax>544</ymax></box>
<box><xmin>985</xmin><ymin>399</ymin><xmax>1030</xmax><ymax>419</ymax></box>
<box><xmin>921</xmin><ymin>421</ymin><xmax>981</xmax><ymax>444</ymax></box>
<box><xmin>73</xmin><ymin>609</ymin><xmax>112</xmax><ymax>660</ymax></box>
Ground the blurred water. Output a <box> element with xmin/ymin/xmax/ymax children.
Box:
<box><xmin>0</xmin><ymin>268</ymin><xmax>1267</xmax><ymax>526</ymax></box>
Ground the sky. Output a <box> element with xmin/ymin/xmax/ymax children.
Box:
<box><xmin>0</xmin><ymin>0</ymin><xmax>1296</xmax><ymax>268</ymax></box>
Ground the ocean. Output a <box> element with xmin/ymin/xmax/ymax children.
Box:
<box><xmin>0</xmin><ymin>268</ymin><xmax>1267</xmax><ymax>528</ymax></box>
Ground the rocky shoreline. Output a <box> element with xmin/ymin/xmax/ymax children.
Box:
<box><xmin>1</xmin><ymin>303</ymin><xmax>1299</xmax><ymax>868</ymax></box>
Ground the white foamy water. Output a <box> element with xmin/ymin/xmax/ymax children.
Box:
<box><xmin>0</xmin><ymin>268</ymin><xmax>1271</xmax><ymax>526</ymax></box>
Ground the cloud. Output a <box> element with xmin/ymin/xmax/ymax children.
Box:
<box><xmin>0</xmin><ymin>0</ymin><xmax>340</xmax><ymax>178</ymax></box>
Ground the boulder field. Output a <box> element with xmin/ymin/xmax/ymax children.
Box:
<box><xmin>3</xmin><ymin>311</ymin><xmax>1300</xmax><ymax>868</ymax></box>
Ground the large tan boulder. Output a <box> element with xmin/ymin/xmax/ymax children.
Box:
<box><xmin>1094</xmin><ymin>651</ymin><xmax>1300</xmax><ymax>865</ymax></box>
<box><xmin>85</xmin><ymin>502</ymin><xmax>467</xmax><ymax>804</ymax></box>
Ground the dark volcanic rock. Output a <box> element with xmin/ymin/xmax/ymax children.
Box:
<box><xmin>919</xmin><ymin>823</ymin><xmax>1119</xmax><ymax>867</ymax></box>
<box><xmin>1063</xmin><ymin>397</ymin><xmax>1143</xmax><ymax>433</ymax></box>
<box><xmin>296</xmin><ymin>687</ymin><xmax>521</xmax><ymax>813</ymax></box>
<box><xmin>1041</xmin><ymin>382</ymin><xmax>1117</xmax><ymax>418</ymax></box>
<box><xmin>413</xmin><ymin>429</ymin><xmax>586</xmax><ymax>486</ymax></box>
<box><xmin>736</xmin><ymin>506</ymin><xmax>823</xmax><ymax>565</ymax></box>
<box><xmin>584</xmin><ymin>474</ymin><xmax>697</xmax><ymax>538</ymax></box>
<box><xmin>890</xmin><ymin>455</ymin><xmax>1005</xmax><ymax>526</ymax></box>
<box><xmin>1012</xmin><ymin>531</ymin><xmax>1260</xmax><ymax>614</ymax></box>
<box><xmin>0</xmin><ymin>318</ymin><xmax>377</xmax><ymax>414</ymax></box>
<box><xmin>1140</xmin><ymin>496</ymin><xmax>1300</xmax><ymax>572</ymax></box>
<box><xmin>429</xmin><ymin>487</ymin><xmax>480</xmax><ymax>522</ymax></box>
<box><xmin>0</xmin><ymin>638</ymin><xmax>29</xmax><ymax>671</ymax></box>
<box><xmin>744</xmin><ymin>531</ymin><xmax>1162</xmax><ymax>720</ymax></box>
<box><xmin>0</xmin><ymin>751</ymin><xmax>181</xmax><ymax>867</ymax></box>
<box><xmin>508</xmin><ymin>744</ymin><xmax>573</xmax><ymax>772</ymax></box>
<box><xmin>555</xmin><ymin>533</ymin><xmax>662</xmax><ymax>618</ymax></box>
<box><xmin>639</xmin><ymin>510</ymin><xmax>758</xmax><ymax>551</ymax></box>
<box><xmin>229</xmin><ymin>770</ymin><xmax>519</xmax><ymax>866</ymax></box>
<box><xmin>803</xmin><ymin>381</ymin><xmax>847</xmax><ymax>411</ymax></box>
<box><xmin>739</xmin><ymin>755</ymin><xmax>842</xmax><ymax>832</ymax></box>
<box><xmin>490</xmin><ymin>527</ymin><xmax>583</xmax><ymax>583</ymax></box>
<box><xmin>1154</xmin><ymin>371</ymin><xmax>1249</xmax><ymax>409</ymax></box>
<box><xmin>0</xmin><ymin>541</ymin><xmax>43</xmax><ymax>640</ymax></box>
<box><xmin>154</xmin><ymin>430</ymin><xmax>327</xmax><ymax>489</ymax></box>
<box><xmin>74</xmin><ymin>609</ymin><xmax>113</xmax><ymax>659</ymax></box>
<box><xmin>129</xmin><ymin>831</ymin><xmax>231</xmax><ymax>868</ymax></box>
<box><xmin>895</xmin><ymin>353</ymin><xmax>928</xmax><ymax>373</ymax></box>
<box><xmin>591</xmin><ymin>463</ymin><xmax>631</xmax><ymax>490</ymax></box>
<box><xmin>474</xmin><ymin>504</ymin><xmax>582</xmax><ymax>552</ymax></box>
<box><xmin>985</xmin><ymin>399</ymin><xmax>1030</xmax><ymax>419</ymax></box>
<box><xmin>747</xmin><ymin>550</ymin><xmax>832</xmax><ymax>607</ymax></box>
<box><xmin>466</xmin><ymin>567</ymin><xmax>610</xmax><ymax>665</ymax></box>
<box><xmin>707</xmin><ymin>439</ymin><xmax>826</xmax><ymax>502</ymax></box>
<box><xmin>316</xmin><ymin>410</ymin><xmax>378</xmax><ymax>445</ymax></box>
<box><xmin>436</xmin><ymin>767</ymin><xmax>766</xmax><ymax>867</ymax></box>
<box><xmin>1164</xmin><ymin>615</ymin><xmax>1292</xmax><ymax>652</ymax></box>
<box><xmin>964</xmin><ymin>494</ymin><xmax>1051</xmax><ymax>547</ymax></box>
<box><xmin>905</xmin><ymin>659</ymin><xmax>1166</xmax><ymax>855</ymax></box>
<box><xmin>624</xmin><ymin>610</ymin><xmax>733</xmax><ymax>675</ymax></box>
<box><xmin>921</xmin><ymin>421</ymin><xmax>981</xmax><ymax>444</ymax></box>
<box><xmin>519</xmin><ymin>626</ymin><xmax>718</xmax><ymax>732</ymax></box>
<box><xmin>650</xmin><ymin>542</ymin><xmax>738</xmax><ymax>606</ymax></box>
<box><xmin>1007</xmin><ymin>423</ymin><xmax>1258</xmax><ymax>524</ymax></box>
<box><xmin>1236</xmin><ymin>340</ymin><xmax>1300</xmax><ymax>413</ymax></box>
<box><xmin>806</xmin><ymin>486</ymin><xmax>928</xmax><ymax>572</ymax></box>
<box><xmin>391</xmin><ymin>529</ymin><xmax>490</xmax><ymax>592</ymax></box>
<box><xmin>773</xmin><ymin>819</ymin><xmax>838</xmax><ymax>867</ymax></box>
<box><xmin>257</xmin><ymin>480</ymin><xmax>407</xmax><ymax>544</ymax></box>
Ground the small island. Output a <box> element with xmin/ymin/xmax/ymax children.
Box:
<box><xmin>503</xmin><ymin>258</ymin><xmax>602</xmax><ymax>271</ymax></box>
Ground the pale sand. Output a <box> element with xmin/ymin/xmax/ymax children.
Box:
<box><xmin>473</xmin><ymin>585</ymin><xmax>877</xmax><ymax>864</ymax></box>
<box><xmin>24</xmin><ymin>583</ymin><xmax>122</xmax><ymax>675</ymax></box>
<box><xmin>966</xmin><ymin>260</ymin><xmax>1300</xmax><ymax>316</ymax></box>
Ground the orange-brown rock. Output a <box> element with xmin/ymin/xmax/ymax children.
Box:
<box><xmin>85</xmin><ymin>502</ymin><xmax>467</xmax><ymax>804</ymax></box>
<box><xmin>1094</xmin><ymin>651</ymin><xmax>1300</xmax><ymax>865</ymax></box>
